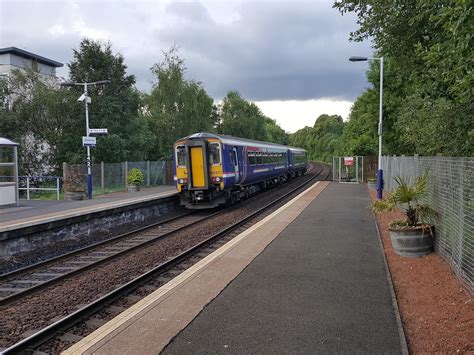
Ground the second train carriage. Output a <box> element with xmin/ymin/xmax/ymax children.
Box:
<box><xmin>174</xmin><ymin>132</ymin><xmax>307</xmax><ymax>209</ymax></box>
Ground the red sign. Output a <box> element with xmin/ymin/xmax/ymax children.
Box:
<box><xmin>344</xmin><ymin>157</ymin><xmax>354</xmax><ymax>166</ymax></box>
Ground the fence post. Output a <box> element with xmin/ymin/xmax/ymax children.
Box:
<box><xmin>147</xmin><ymin>160</ymin><xmax>150</xmax><ymax>186</ymax></box>
<box><xmin>124</xmin><ymin>161</ymin><xmax>128</xmax><ymax>189</ymax></box>
<box><xmin>56</xmin><ymin>177</ymin><xmax>60</xmax><ymax>200</ymax></box>
<box><xmin>63</xmin><ymin>162</ymin><xmax>68</xmax><ymax>199</ymax></box>
<box><xmin>26</xmin><ymin>177</ymin><xmax>30</xmax><ymax>200</ymax></box>
<box><xmin>101</xmin><ymin>162</ymin><xmax>105</xmax><ymax>192</ymax></box>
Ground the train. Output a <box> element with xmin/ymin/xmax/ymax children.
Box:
<box><xmin>173</xmin><ymin>132</ymin><xmax>307</xmax><ymax>209</ymax></box>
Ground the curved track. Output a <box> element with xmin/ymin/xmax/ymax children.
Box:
<box><xmin>1</xmin><ymin>162</ymin><xmax>331</xmax><ymax>354</ymax></box>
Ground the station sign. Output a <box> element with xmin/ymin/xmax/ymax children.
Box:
<box><xmin>82</xmin><ymin>136</ymin><xmax>96</xmax><ymax>147</ymax></box>
<box><xmin>89</xmin><ymin>128</ymin><xmax>108</xmax><ymax>135</ymax></box>
<box><xmin>344</xmin><ymin>157</ymin><xmax>354</xmax><ymax>166</ymax></box>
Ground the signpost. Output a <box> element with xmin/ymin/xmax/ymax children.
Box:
<box><xmin>82</xmin><ymin>136</ymin><xmax>97</xmax><ymax>147</ymax></box>
<box><xmin>89</xmin><ymin>128</ymin><xmax>108</xmax><ymax>135</ymax></box>
<box><xmin>60</xmin><ymin>80</ymin><xmax>111</xmax><ymax>199</ymax></box>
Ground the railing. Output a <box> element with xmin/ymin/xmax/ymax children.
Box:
<box><xmin>0</xmin><ymin>176</ymin><xmax>62</xmax><ymax>200</ymax></box>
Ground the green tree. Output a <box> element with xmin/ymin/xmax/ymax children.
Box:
<box><xmin>334</xmin><ymin>0</ymin><xmax>474</xmax><ymax>156</ymax></box>
<box><xmin>65</xmin><ymin>38</ymin><xmax>145</xmax><ymax>163</ymax></box>
<box><xmin>143</xmin><ymin>47</ymin><xmax>215</xmax><ymax>159</ymax></box>
<box><xmin>264</xmin><ymin>117</ymin><xmax>289</xmax><ymax>144</ymax></box>
<box><xmin>216</xmin><ymin>91</ymin><xmax>267</xmax><ymax>141</ymax></box>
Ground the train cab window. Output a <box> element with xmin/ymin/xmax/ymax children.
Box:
<box><xmin>256</xmin><ymin>152</ymin><xmax>263</xmax><ymax>165</ymax></box>
<box><xmin>209</xmin><ymin>143</ymin><xmax>221</xmax><ymax>165</ymax></box>
<box><xmin>176</xmin><ymin>145</ymin><xmax>186</xmax><ymax>166</ymax></box>
<box><xmin>248</xmin><ymin>152</ymin><xmax>256</xmax><ymax>166</ymax></box>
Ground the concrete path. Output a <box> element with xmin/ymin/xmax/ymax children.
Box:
<box><xmin>163</xmin><ymin>183</ymin><xmax>403</xmax><ymax>354</ymax></box>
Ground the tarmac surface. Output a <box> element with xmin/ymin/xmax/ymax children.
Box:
<box><xmin>162</xmin><ymin>183</ymin><xmax>402</xmax><ymax>354</ymax></box>
<box><xmin>0</xmin><ymin>185</ymin><xmax>176</xmax><ymax>227</ymax></box>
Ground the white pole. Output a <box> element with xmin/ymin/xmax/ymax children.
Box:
<box><xmin>377</xmin><ymin>57</ymin><xmax>384</xmax><ymax>199</ymax></box>
<box><xmin>84</xmin><ymin>83</ymin><xmax>92</xmax><ymax>199</ymax></box>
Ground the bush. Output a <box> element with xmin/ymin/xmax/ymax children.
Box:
<box><xmin>127</xmin><ymin>168</ymin><xmax>144</xmax><ymax>186</ymax></box>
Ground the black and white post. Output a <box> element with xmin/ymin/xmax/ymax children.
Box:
<box><xmin>349</xmin><ymin>56</ymin><xmax>384</xmax><ymax>199</ymax></box>
<box><xmin>61</xmin><ymin>80</ymin><xmax>111</xmax><ymax>199</ymax></box>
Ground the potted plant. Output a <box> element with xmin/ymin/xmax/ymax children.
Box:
<box><xmin>367</xmin><ymin>176</ymin><xmax>377</xmax><ymax>190</ymax></box>
<box><xmin>64</xmin><ymin>166</ymin><xmax>85</xmax><ymax>201</ymax></box>
<box><xmin>371</xmin><ymin>173</ymin><xmax>438</xmax><ymax>257</ymax></box>
<box><xmin>127</xmin><ymin>168</ymin><xmax>144</xmax><ymax>192</ymax></box>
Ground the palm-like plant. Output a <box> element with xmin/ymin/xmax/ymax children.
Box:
<box><xmin>372</xmin><ymin>173</ymin><xmax>438</xmax><ymax>227</ymax></box>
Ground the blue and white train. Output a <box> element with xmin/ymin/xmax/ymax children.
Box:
<box><xmin>174</xmin><ymin>132</ymin><xmax>307</xmax><ymax>209</ymax></box>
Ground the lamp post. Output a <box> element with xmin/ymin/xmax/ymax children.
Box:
<box><xmin>349</xmin><ymin>56</ymin><xmax>384</xmax><ymax>199</ymax></box>
<box><xmin>61</xmin><ymin>80</ymin><xmax>111</xmax><ymax>199</ymax></box>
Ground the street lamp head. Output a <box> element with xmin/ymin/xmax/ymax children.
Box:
<box><xmin>349</xmin><ymin>56</ymin><xmax>368</xmax><ymax>62</ymax></box>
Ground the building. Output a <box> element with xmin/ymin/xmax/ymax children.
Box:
<box><xmin>0</xmin><ymin>46</ymin><xmax>63</xmax><ymax>77</ymax></box>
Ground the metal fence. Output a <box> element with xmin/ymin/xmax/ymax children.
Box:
<box><xmin>382</xmin><ymin>156</ymin><xmax>473</xmax><ymax>292</ymax></box>
<box><xmin>63</xmin><ymin>160</ymin><xmax>171</xmax><ymax>195</ymax></box>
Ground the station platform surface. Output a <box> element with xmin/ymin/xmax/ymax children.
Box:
<box><xmin>0</xmin><ymin>185</ymin><xmax>176</xmax><ymax>233</ymax></box>
<box><xmin>65</xmin><ymin>182</ymin><xmax>405</xmax><ymax>354</ymax></box>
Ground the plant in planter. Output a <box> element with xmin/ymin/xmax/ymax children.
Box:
<box><xmin>64</xmin><ymin>166</ymin><xmax>85</xmax><ymax>201</ymax></box>
<box><xmin>127</xmin><ymin>168</ymin><xmax>144</xmax><ymax>192</ymax></box>
<box><xmin>371</xmin><ymin>173</ymin><xmax>438</xmax><ymax>257</ymax></box>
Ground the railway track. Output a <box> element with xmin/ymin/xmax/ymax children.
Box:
<box><xmin>1</xmin><ymin>162</ymin><xmax>331</xmax><ymax>354</ymax></box>
<box><xmin>0</xmin><ymin>211</ymin><xmax>219</xmax><ymax>306</ymax></box>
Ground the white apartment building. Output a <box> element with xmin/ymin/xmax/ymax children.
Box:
<box><xmin>0</xmin><ymin>46</ymin><xmax>63</xmax><ymax>77</ymax></box>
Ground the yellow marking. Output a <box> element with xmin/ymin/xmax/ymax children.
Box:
<box><xmin>190</xmin><ymin>146</ymin><xmax>205</xmax><ymax>187</ymax></box>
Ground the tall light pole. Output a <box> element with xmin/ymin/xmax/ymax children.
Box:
<box><xmin>349</xmin><ymin>56</ymin><xmax>384</xmax><ymax>199</ymax></box>
<box><xmin>61</xmin><ymin>80</ymin><xmax>111</xmax><ymax>199</ymax></box>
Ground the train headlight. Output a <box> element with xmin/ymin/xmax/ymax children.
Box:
<box><xmin>178</xmin><ymin>178</ymin><xmax>188</xmax><ymax>184</ymax></box>
<box><xmin>212</xmin><ymin>176</ymin><xmax>222</xmax><ymax>182</ymax></box>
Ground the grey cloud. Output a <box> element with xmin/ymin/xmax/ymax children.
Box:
<box><xmin>155</xmin><ymin>1</ymin><xmax>371</xmax><ymax>101</ymax></box>
<box><xmin>2</xmin><ymin>0</ymin><xmax>372</xmax><ymax>101</ymax></box>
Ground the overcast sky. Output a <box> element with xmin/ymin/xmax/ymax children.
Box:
<box><xmin>0</xmin><ymin>0</ymin><xmax>372</xmax><ymax>132</ymax></box>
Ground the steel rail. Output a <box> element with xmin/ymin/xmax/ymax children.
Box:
<box><xmin>0</xmin><ymin>212</ymin><xmax>193</xmax><ymax>281</ymax></box>
<box><xmin>0</xmin><ymin>211</ymin><xmax>221</xmax><ymax>306</ymax></box>
<box><xmin>2</xmin><ymin>163</ymin><xmax>327</xmax><ymax>354</ymax></box>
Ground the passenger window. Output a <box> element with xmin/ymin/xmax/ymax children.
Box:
<box><xmin>176</xmin><ymin>146</ymin><xmax>186</xmax><ymax>166</ymax></box>
<box><xmin>209</xmin><ymin>143</ymin><xmax>221</xmax><ymax>165</ymax></box>
<box><xmin>248</xmin><ymin>152</ymin><xmax>256</xmax><ymax>166</ymax></box>
<box><xmin>256</xmin><ymin>152</ymin><xmax>262</xmax><ymax>165</ymax></box>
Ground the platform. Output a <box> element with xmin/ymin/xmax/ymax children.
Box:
<box><xmin>64</xmin><ymin>182</ymin><xmax>406</xmax><ymax>354</ymax></box>
<box><xmin>0</xmin><ymin>185</ymin><xmax>177</xmax><ymax>234</ymax></box>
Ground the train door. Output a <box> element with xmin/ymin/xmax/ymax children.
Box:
<box><xmin>232</xmin><ymin>147</ymin><xmax>240</xmax><ymax>183</ymax></box>
<box><xmin>190</xmin><ymin>146</ymin><xmax>206</xmax><ymax>188</ymax></box>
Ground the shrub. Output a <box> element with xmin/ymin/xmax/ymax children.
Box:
<box><xmin>127</xmin><ymin>168</ymin><xmax>144</xmax><ymax>186</ymax></box>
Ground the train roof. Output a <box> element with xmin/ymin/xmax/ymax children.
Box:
<box><xmin>181</xmin><ymin>132</ymin><xmax>293</xmax><ymax>151</ymax></box>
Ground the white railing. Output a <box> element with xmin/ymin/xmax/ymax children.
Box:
<box><xmin>18</xmin><ymin>176</ymin><xmax>61</xmax><ymax>200</ymax></box>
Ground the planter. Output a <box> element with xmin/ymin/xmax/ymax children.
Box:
<box><xmin>65</xmin><ymin>191</ymin><xmax>84</xmax><ymax>201</ymax></box>
<box><xmin>368</xmin><ymin>180</ymin><xmax>377</xmax><ymax>190</ymax></box>
<box><xmin>388</xmin><ymin>225</ymin><xmax>434</xmax><ymax>257</ymax></box>
<box><xmin>127</xmin><ymin>184</ymin><xmax>140</xmax><ymax>192</ymax></box>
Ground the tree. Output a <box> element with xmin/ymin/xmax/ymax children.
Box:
<box><xmin>333</xmin><ymin>0</ymin><xmax>474</xmax><ymax>156</ymax></box>
<box><xmin>143</xmin><ymin>47</ymin><xmax>215</xmax><ymax>159</ymax></box>
<box><xmin>264</xmin><ymin>117</ymin><xmax>289</xmax><ymax>144</ymax></box>
<box><xmin>216</xmin><ymin>91</ymin><xmax>267</xmax><ymax>141</ymax></box>
<box><xmin>0</xmin><ymin>69</ymin><xmax>71</xmax><ymax>175</ymax></box>
<box><xmin>64</xmin><ymin>38</ymin><xmax>145</xmax><ymax>163</ymax></box>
